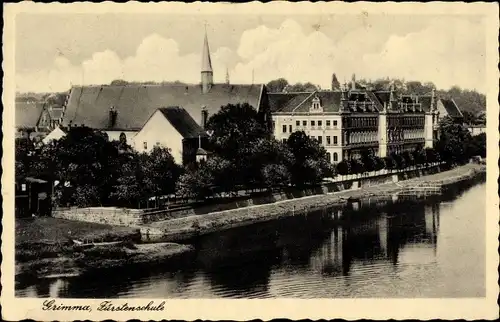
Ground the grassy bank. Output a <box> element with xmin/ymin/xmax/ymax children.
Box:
<box><xmin>145</xmin><ymin>163</ymin><xmax>486</xmax><ymax>241</ymax></box>
<box><xmin>15</xmin><ymin>218</ymin><xmax>193</xmax><ymax>280</ymax></box>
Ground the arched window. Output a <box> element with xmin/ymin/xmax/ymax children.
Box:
<box><xmin>326</xmin><ymin>152</ymin><xmax>331</xmax><ymax>163</ymax></box>
<box><xmin>333</xmin><ymin>152</ymin><xmax>338</xmax><ymax>162</ymax></box>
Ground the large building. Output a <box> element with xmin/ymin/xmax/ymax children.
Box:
<box><xmin>270</xmin><ymin>77</ymin><xmax>449</xmax><ymax>163</ymax></box>
<box><xmin>57</xmin><ymin>32</ymin><xmax>271</xmax><ymax>155</ymax></box>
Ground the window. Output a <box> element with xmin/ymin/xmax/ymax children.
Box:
<box><xmin>143</xmin><ymin>142</ymin><xmax>148</xmax><ymax>150</ymax></box>
<box><xmin>296</xmin><ymin>120</ymin><xmax>300</xmax><ymax>126</ymax></box>
<box><xmin>326</xmin><ymin>136</ymin><xmax>331</xmax><ymax>145</ymax></box>
<box><xmin>318</xmin><ymin>136</ymin><xmax>323</xmax><ymax>144</ymax></box>
<box><xmin>311</xmin><ymin>120</ymin><xmax>316</xmax><ymax>126</ymax></box>
<box><xmin>282</xmin><ymin>138</ymin><xmax>287</xmax><ymax>144</ymax></box>
<box><xmin>282</xmin><ymin>125</ymin><xmax>287</xmax><ymax>133</ymax></box>
<box><xmin>333</xmin><ymin>152</ymin><xmax>338</xmax><ymax>162</ymax></box>
<box><xmin>326</xmin><ymin>152</ymin><xmax>331</xmax><ymax>162</ymax></box>
<box><xmin>21</xmin><ymin>184</ymin><xmax>26</xmax><ymax>192</ymax></box>
<box><xmin>303</xmin><ymin>120</ymin><xmax>307</xmax><ymax>126</ymax></box>
<box><xmin>333</xmin><ymin>120</ymin><xmax>338</xmax><ymax>127</ymax></box>
<box><xmin>272</xmin><ymin>121</ymin><xmax>276</xmax><ymax>130</ymax></box>
<box><xmin>289</xmin><ymin>125</ymin><xmax>292</xmax><ymax>133</ymax></box>
<box><xmin>326</xmin><ymin>120</ymin><xmax>331</xmax><ymax>127</ymax></box>
<box><xmin>333</xmin><ymin>136</ymin><xmax>338</xmax><ymax>145</ymax></box>
<box><xmin>318</xmin><ymin>120</ymin><xmax>322</xmax><ymax>127</ymax></box>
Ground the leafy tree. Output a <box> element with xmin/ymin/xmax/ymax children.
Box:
<box><xmin>50</xmin><ymin>126</ymin><xmax>121</xmax><ymax>207</ymax></box>
<box><xmin>142</xmin><ymin>146</ymin><xmax>182</xmax><ymax>198</ymax></box>
<box><xmin>402</xmin><ymin>151</ymin><xmax>415</xmax><ymax>169</ymax></box>
<box><xmin>266</xmin><ymin>78</ymin><xmax>289</xmax><ymax>93</ymax></box>
<box><xmin>391</xmin><ymin>153</ymin><xmax>406</xmax><ymax>170</ymax></box>
<box><xmin>262</xmin><ymin>164</ymin><xmax>291</xmax><ymax>190</ymax></box>
<box><xmin>285</xmin><ymin>82</ymin><xmax>319</xmax><ymax>92</ymax></box>
<box><xmin>435</xmin><ymin>121</ymin><xmax>473</xmax><ymax>164</ymax></box>
<box><xmin>383</xmin><ymin>155</ymin><xmax>397</xmax><ymax>172</ymax></box>
<box><xmin>360</xmin><ymin>150</ymin><xmax>378</xmax><ymax>173</ymax></box>
<box><xmin>465</xmin><ymin>133</ymin><xmax>486</xmax><ymax>158</ymax></box>
<box><xmin>176</xmin><ymin>166</ymin><xmax>213</xmax><ymax>200</ymax></box>
<box><xmin>287</xmin><ymin>131</ymin><xmax>330</xmax><ymax>185</ymax></box>
<box><xmin>336</xmin><ymin>160</ymin><xmax>351</xmax><ymax>177</ymax></box>
<box><xmin>110</xmin><ymin>152</ymin><xmax>151</xmax><ymax>207</ymax></box>
<box><xmin>204</xmin><ymin>156</ymin><xmax>236</xmax><ymax>195</ymax></box>
<box><xmin>350</xmin><ymin>158</ymin><xmax>365</xmax><ymax>175</ymax></box>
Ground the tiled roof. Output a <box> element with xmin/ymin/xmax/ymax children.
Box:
<box><xmin>15</xmin><ymin>101</ymin><xmax>45</xmax><ymax>129</ymax></box>
<box><xmin>62</xmin><ymin>83</ymin><xmax>264</xmax><ymax>130</ymax></box>
<box><xmin>272</xmin><ymin>91</ymin><xmax>342</xmax><ymax>113</ymax></box>
<box><xmin>439</xmin><ymin>99</ymin><xmax>463</xmax><ymax>118</ymax></box>
<box><xmin>157</xmin><ymin>107</ymin><xmax>207</xmax><ymax>139</ymax></box>
<box><xmin>268</xmin><ymin>93</ymin><xmax>303</xmax><ymax>112</ymax></box>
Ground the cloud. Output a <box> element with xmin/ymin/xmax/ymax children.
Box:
<box><xmin>361</xmin><ymin>17</ymin><xmax>485</xmax><ymax>92</ymax></box>
<box><xmin>16</xmin><ymin>17</ymin><xmax>486</xmax><ymax>93</ymax></box>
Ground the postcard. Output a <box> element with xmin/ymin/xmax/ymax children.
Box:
<box><xmin>2</xmin><ymin>2</ymin><xmax>499</xmax><ymax>321</ymax></box>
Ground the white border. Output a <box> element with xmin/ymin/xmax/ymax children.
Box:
<box><xmin>2</xmin><ymin>2</ymin><xmax>499</xmax><ymax>321</ymax></box>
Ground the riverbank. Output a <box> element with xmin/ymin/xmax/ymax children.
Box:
<box><xmin>143</xmin><ymin>163</ymin><xmax>486</xmax><ymax>242</ymax></box>
<box><xmin>15</xmin><ymin>218</ymin><xmax>193</xmax><ymax>281</ymax></box>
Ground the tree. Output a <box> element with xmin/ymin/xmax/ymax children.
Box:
<box><xmin>435</xmin><ymin>121</ymin><xmax>473</xmax><ymax>164</ymax></box>
<box><xmin>331</xmin><ymin>73</ymin><xmax>341</xmax><ymax>90</ymax></box>
<box><xmin>266</xmin><ymin>78</ymin><xmax>289</xmax><ymax>93</ymax></box>
<box><xmin>176</xmin><ymin>166</ymin><xmax>213</xmax><ymax>201</ymax></box>
<box><xmin>142</xmin><ymin>146</ymin><xmax>182</xmax><ymax>199</ymax></box>
<box><xmin>287</xmin><ymin>131</ymin><xmax>331</xmax><ymax>186</ymax></box>
<box><xmin>336</xmin><ymin>160</ymin><xmax>351</xmax><ymax>178</ymax></box>
<box><xmin>285</xmin><ymin>82</ymin><xmax>319</xmax><ymax>92</ymax></box>
<box><xmin>402</xmin><ymin>151</ymin><xmax>415</xmax><ymax>169</ymax></box>
<box><xmin>110</xmin><ymin>152</ymin><xmax>151</xmax><ymax>208</ymax></box>
<box><xmin>51</xmin><ymin>126</ymin><xmax>121</xmax><ymax>207</ymax></box>
<box><xmin>465</xmin><ymin>133</ymin><xmax>486</xmax><ymax>158</ymax></box>
<box><xmin>350</xmin><ymin>158</ymin><xmax>365</xmax><ymax>176</ymax></box>
<box><xmin>383</xmin><ymin>155</ymin><xmax>397</xmax><ymax>172</ymax></box>
<box><xmin>360</xmin><ymin>150</ymin><xmax>378</xmax><ymax>173</ymax></box>
<box><xmin>262</xmin><ymin>164</ymin><xmax>291</xmax><ymax>190</ymax></box>
<box><xmin>205</xmin><ymin>103</ymin><xmax>269</xmax><ymax>188</ymax></box>
<box><xmin>110</xmin><ymin>79</ymin><xmax>129</xmax><ymax>86</ymax></box>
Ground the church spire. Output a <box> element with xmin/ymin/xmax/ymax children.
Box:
<box><xmin>225</xmin><ymin>67</ymin><xmax>230</xmax><ymax>85</ymax></box>
<box><xmin>201</xmin><ymin>26</ymin><xmax>214</xmax><ymax>93</ymax></box>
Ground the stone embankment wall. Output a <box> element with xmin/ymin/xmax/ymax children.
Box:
<box><xmin>52</xmin><ymin>207</ymin><xmax>148</xmax><ymax>226</ymax></box>
<box><xmin>53</xmin><ymin>164</ymin><xmax>447</xmax><ymax>227</ymax></box>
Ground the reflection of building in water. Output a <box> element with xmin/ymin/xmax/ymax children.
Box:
<box><xmin>310</xmin><ymin>198</ymin><xmax>442</xmax><ymax>275</ymax></box>
<box><xmin>309</xmin><ymin>225</ymin><xmax>345</xmax><ymax>276</ymax></box>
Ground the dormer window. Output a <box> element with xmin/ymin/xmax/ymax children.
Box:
<box><xmin>310</xmin><ymin>95</ymin><xmax>323</xmax><ymax>113</ymax></box>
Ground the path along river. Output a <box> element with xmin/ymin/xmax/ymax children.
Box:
<box><xmin>17</xmin><ymin>180</ymin><xmax>485</xmax><ymax>298</ymax></box>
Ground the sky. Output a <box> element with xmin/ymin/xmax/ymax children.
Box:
<box><xmin>15</xmin><ymin>13</ymin><xmax>487</xmax><ymax>93</ymax></box>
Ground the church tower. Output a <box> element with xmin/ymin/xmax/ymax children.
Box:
<box><xmin>201</xmin><ymin>30</ymin><xmax>213</xmax><ymax>94</ymax></box>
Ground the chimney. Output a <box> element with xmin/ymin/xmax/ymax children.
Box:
<box><xmin>351</xmin><ymin>73</ymin><xmax>356</xmax><ymax>90</ymax></box>
<box><xmin>201</xmin><ymin>106</ymin><xmax>208</xmax><ymax>129</ymax></box>
<box><xmin>109</xmin><ymin>106</ymin><xmax>118</xmax><ymax>128</ymax></box>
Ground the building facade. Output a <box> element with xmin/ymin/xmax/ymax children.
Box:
<box><xmin>270</xmin><ymin>79</ymin><xmax>440</xmax><ymax>163</ymax></box>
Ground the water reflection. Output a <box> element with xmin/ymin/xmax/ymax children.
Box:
<box><xmin>16</xmin><ymin>182</ymin><xmax>485</xmax><ymax>298</ymax></box>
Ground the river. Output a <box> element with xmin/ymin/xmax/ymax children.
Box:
<box><xmin>17</xmin><ymin>181</ymin><xmax>485</xmax><ymax>298</ymax></box>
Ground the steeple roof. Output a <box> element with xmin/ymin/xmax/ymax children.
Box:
<box><xmin>201</xmin><ymin>32</ymin><xmax>213</xmax><ymax>73</ymax></box>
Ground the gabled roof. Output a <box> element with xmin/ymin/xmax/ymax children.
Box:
<box><xmin>62</xmin><ymin>83</ymin><xmax>264</xmax><ymax>131</ymax></box>
<box><xmin>268</xmin><ymin>93</ymin><xmax>303</xmax><ymax>112</ymax></box>
<box><xmin>157</xmin><ymin>107</ymin><xmax>207</xmax><ymax>139</ymax></box>
<box><xmin>272</xmin><ymin>91</ymin><xmax>342</xmax><ymax>113</ymax></box>
<box><xmin>439</xmin><ymin>99</ymin><xmax>463</xmax><ymax>118</ymax></box>
<box><xmin>15</xmin><ymin>101</ymin><xmax>45</xmax><ymax>129</ymax></box>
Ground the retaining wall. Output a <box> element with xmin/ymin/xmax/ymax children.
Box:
<box><xmin>53</xmin><ymin>165</ymin><xmax>445</xmax><ymax>227</ymax></box>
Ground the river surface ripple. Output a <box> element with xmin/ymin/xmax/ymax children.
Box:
<box><xmin>17</xmin><ymin>181</ymin><xmax>486</xmax><ymax>298</ymax></box>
